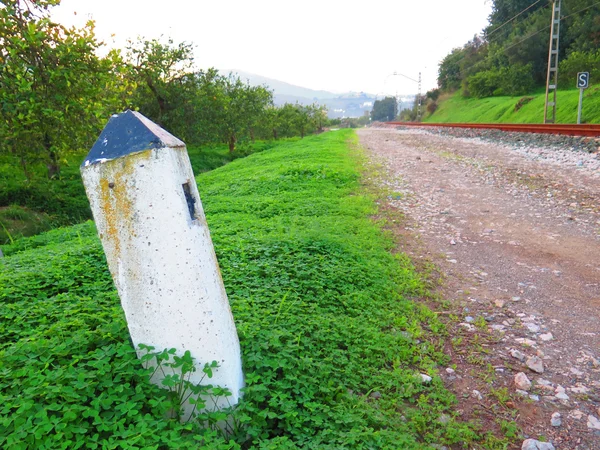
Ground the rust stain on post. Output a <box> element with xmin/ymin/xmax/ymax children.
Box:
<box><xmin>97</xmin><ymin>151</ymin><xmax>151</xmax><ymax>256</ymax></box>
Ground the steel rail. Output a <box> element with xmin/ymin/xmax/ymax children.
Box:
<box><xmin>385</xmin><ymin>122</ymin><xmax>600</xmax><ymax>137</ymax></box>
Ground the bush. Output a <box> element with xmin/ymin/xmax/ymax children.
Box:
<box><xmin>426</xmin><ymin>100</ymin><xmax>438</xmax><ymax>114</ymax></box>
<box><xmin>559</xmin><ymin>50</ymin><xmax>600</xmax><ymax>88</ymax></box>
<box><xmin>466</xmin><ymin>64</ymin><xmax>535</xmax><ymax>98</ymax></box>
<box><xmin>426</xmin><ymin>88</ymin><xmax>441</xmax><ymax>101</ymax></box>
<box><xmin>466</xmin><ymin>70</ymin><xmax>501</xmax><ymax>98</ymax></box>
<box><xmin>501</xmin><ymin>64</ymin><xmax>535</xmax><ymax>96</ymax></box>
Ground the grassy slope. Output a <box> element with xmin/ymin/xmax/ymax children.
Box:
<box><xmin>426</xmin><ymin>84</ymin><xmax>600</xmax><ymax>124</ymax></box>
<box><xmin>0</xmin><ymin>131</ymin><xmax>496</xmax><ymax>448</ymax></box>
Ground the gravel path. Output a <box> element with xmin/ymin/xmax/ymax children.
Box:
<box><xmin>359</xmin><ymin>126</ymin><xmax>600</xmax><ymax>449</ymax></box>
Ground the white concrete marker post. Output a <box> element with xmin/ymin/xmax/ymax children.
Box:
<box><xmin>81</xmin><ymin>110</ymin><xmax>243</xmax><ymax>419</ymax></box>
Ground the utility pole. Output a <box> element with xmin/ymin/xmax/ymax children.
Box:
<box><xmin>417</xmin><ymin>72</ymin><xmax>422</xmax><ymax>122</ymax></box>
<box><xmin>544</xmin><ymin>0</ymin><xmax>562</xmax><ymax>124</ymax></box>
<box><xmin>385</xmin><ymin>71</ymin><xmax>421</xmax><ymax>122</ymax></box>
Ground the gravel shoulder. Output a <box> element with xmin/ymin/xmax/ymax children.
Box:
<box><xmin>359</xmin><ymin>127</ymin><xmax>600</xmax><ymax>449</ymax></box>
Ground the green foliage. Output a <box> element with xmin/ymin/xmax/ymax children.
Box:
<box><xmin>0</xmin><ymin>0</ymin><xmax>123</xmax><ymax>179</ymax></box>
<box><xmin>0</xmin><ymin>131</ymin><xmax>483</xmax><ymax>447</ymax></box>
<box><xmin>438</xmin><ymin>0</ymin><xmax>600</xmax><ymax>97</ymax></box>
<box><xmin>559</xmin><ymin>50</ymin><xmax>600</xmax><ymax>88</ymax></box>
<box><xmin>500</xmin><ymin>64</ymin><xmax>536</xmax><ymax>96</ymax></box>
<box><xmin>465</xmin><ymin>64</ymin><xmax>534</xmax><ymax>98</ymax></box>
<box><xmin>0</xmin><ymin>205</ymin><xmax>53</xmax><ymax>244</ymax></box>
<box><xmin>371</xmin><ymin>97</ymin><xmax>397</xmax><ymax>121</ymax></box>
<box><xmin>216</xmin><ymin>75</ymin><xmax>274</xmax><ymax>152</ymax></box>
<box><xmin>122</xmin><ymin>38</ymin><xmax>328</xmax><ymax>153</ymax></box>
<box><xmin>486</xmin><ymin>0</ymin><xmax>547</xmax><ymax>41</ymax></box>
<box><xmin>438</xmin><ymin>36</ymin><xmax>488</xmax><ymax>92</ymax></box>
<box><xmin>265</xmin><ymin>103</ymin><xmax>327</xmax><ymax>140</ymax></box>
<box><xmin>125</xmin><ymin>37</ymin><xmax>196</xmax><ymax>126</ymax></box>
<box><xmin>0</xmin><ymin>8</ymin><xmax>323</xmax><ymax>185</ymax></box>
<box><xmin>137</xmin><ymin>345</ymin><xmax>239</xmax><ymax>436</ymax></box>
<box><xmin>426</xmin><ymin>89</ymin><xmax>441</xmax><ymax>102</ymax></box>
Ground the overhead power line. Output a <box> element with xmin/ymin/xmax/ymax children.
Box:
<box><xmin>454</xmin><ymin>0</ymin><xmax>600</xmax><ymax>79</ymax></box>
<box><xmin>486</xmin><ymin>0</ymin><xmax>544</xmax><ymax>40</ymax></box>
<box><xmin>502</xmin><ymin>0</ymin><xmax>600</xmax><ymax>54</ymax></box>
<box><xmin>441</xmin><ymin>0</ymin><xmax>551</xmax><ymax>77</ymax></box>
<box><xmin>501</xmin><ymin>27</ymin><xmax>548</xmax><ymax>53</ymax></box>
<box><xmin>561</xmin><ymin>0</ymin><xmax>600</xmax><ymax>20</ymax></box>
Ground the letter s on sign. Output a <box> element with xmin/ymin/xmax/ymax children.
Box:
<box><xmin>577</xmin><ymin>72</ymin><xmax>589</xmax><ymax>89</ymax></box>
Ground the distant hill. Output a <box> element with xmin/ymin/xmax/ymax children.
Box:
<box><xmin>226</xmin><ymin>70</ymin><xmax>414</xmax><ymax>119</ymax></box>
<box><xmin>226</xmin><ymin>70</ymin><xmax>340</xmax><ymax>100</ymax></box>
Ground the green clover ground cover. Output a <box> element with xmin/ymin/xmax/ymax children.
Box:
<box><xmin>0</xmin><ymin>130</ymin><xmax>479</xmax><ymax>448</ymax></box>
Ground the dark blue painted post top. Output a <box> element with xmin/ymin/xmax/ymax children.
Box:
<box><xmin>82</xmin><ymin>110</ymin><xmax>185</xmax><ymax>168</ymax></box>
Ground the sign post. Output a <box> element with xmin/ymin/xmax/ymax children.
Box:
<box><xmin>577</xmin><ymin>72</ymin><xmax>589</xmax><ymax>124</ymax></box>
<box><xmin>81</xmin><ymin>111</ymin><xmax>243</xmax><ymax>421</ymax></box>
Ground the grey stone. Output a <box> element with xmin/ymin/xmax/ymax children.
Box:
<box><xmin>515</xmin><ymin>372</ymin><xmax>532</xmax><ymax>391</ymax></box>
<box><xmin>569</xmin><ymin>409</ymin><xmax>584</xmax><ymax>420</ymax></box>
<box><xmin>420</xmin><ymin>374</ymin><xmax>432</xmax><ymax>384</ymax></box>
<box><xmin>521</xmin><ymin>439</ymin><xmax>555</xmax><ymax>450</ymax></box>
<box><xmin>510</xmin><ymin>349</ymin><xmax>527</xmax><ymax>362</ymax></box>
<box><xmin>438</xmin><ymin>414</ymin><xmax>451</xmax><ymax>424</ymax></box>
<box><xmin>588</xmin><ymin>415</ymin><xmax>600</xmax><ymax>430</ymax></box>
<box><xmin>459</xmin><ymin>323</ymin><xmax>475</xmax><ymax>332</ymax></box>
<box><xmin>550</xmin><ymin>412</ymin><xmax>561</xmax><ymax>427</ymax></box>
<box><xmin>526</xmin><ymin>356</ymin><xmax>544</xmax><ymax>374</ymax></box>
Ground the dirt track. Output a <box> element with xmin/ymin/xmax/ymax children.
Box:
<box><xmin>359</xmin><ymin>127</ymin><xmax>600</xmax><ymax>449</ymax></box>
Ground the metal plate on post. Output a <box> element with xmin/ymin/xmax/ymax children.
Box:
<box><xmin>577</xmin><ymin>72</ymin><xmax>590</xmax><ymax>89</ymax></box>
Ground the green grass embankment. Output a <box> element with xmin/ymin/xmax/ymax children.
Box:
<box><xmin>425</xmin><ymin>84</ymin><xmax>600</xmax><ymax>124</ymax></box>
<box><xmin>0</xmin><ymin>131</ymin><xmax>502</xmax><ymax>448</ymax></box>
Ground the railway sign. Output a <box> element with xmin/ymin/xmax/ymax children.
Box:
<box><xmin>577</xmin><ymin>72</ymin><xmax>590</xmax><ymax>89</ymax></box>
<box><xmin>576</xmin><ymin>73</ymin><xmax>590</xmax><ymax>124</ymax></box>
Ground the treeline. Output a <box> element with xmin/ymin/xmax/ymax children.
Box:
<box><xmin>436</xmin><ymin>0</ymin><xmax>600</xmax><ymax>99</ymax></box>
<box><xmin>0</xmin><ymin>0</ymin><xmax>327</xmax><ymax>179</ymax></box>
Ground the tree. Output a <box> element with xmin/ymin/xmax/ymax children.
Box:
<box><xmin>217</xmin><ymin>75</ymin><xmax>272</xmax><ymax>153</ymax></box>
<box><xmin>371</xmin><ymin>97</ymin><xmax>397</xmax><ymax>122</ymax></box>
<box><xmin>273</xmin><ymin>103</ymin><xmax>301</xmax><ymax>138</ymax></box>
<box><xmin>437</xmin><ymin>36</ymin><xmax>488</xmax><ymax>92</ymax></box>
<box><xmin>125</xmin><ymin>37</ymin><xmax>195</xmax><ymax>126</ymax></box>
<box><xmin>0</xmin><ymin>0</ymin><xmax>117</xmax><ymax>178</ymax></box>
<box><xmin>438</xmin><ymin>0</ymin><xmax>600</xmax><ymax>98</ymax></box>
<box><xmin>485</xmin><ymin>0</ymin><xmax>547</xmax><ymax>41</ymax></box>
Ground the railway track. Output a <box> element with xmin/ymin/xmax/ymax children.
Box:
<box><xmin>385</xmin><ymin>122</ymin><xmax>600</xmax><ymax>137</ymax></box>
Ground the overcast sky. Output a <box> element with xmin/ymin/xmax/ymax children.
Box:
<box><xmin>52</xmin><ymin>0</ymin><xmax>492</xmax><ymax>96</ymax></box>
